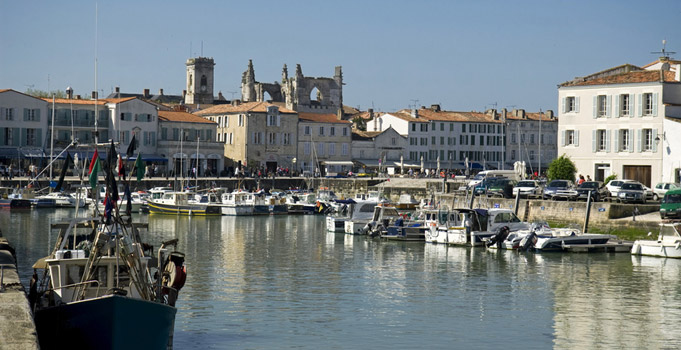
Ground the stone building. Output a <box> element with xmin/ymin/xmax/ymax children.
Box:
<box><xmin>496</xmin><ymin>108</ymin><xmax>557</xmax><ymax>174</ymax></box>
<box><xmin>195</xmin><ymin>101</ymin><xmax>298</xmax><ymax>173</ymax></box>
<box><xmin>241</xmin><ymin>60</ymin><xmax>343</xmax><ymax>114</ymax></box>
<box><xmin>352</xmin><ymin>127</ymin><xmax>408</xmax><ymax>174</ymax></box>
<box><xmin>297</xmin><ymin>112</ymin><xmax>352</xmax><ymax>176</ymax></box>
<box><xmin>185</xmin><ymin>57</ymin><xmax>216</xmax><ymax>105</ymax></box>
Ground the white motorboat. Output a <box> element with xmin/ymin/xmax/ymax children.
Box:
<box><xmin>631</xmin><ymin>223</ymin><xmax>681</xmax><ymax>258</ymax></box>
<box><xmin>325</xmin><ymin>199</ymin><xmax>360</xmax><ymax>232</ymax></box>
<box><xmin>221</xmin><ymin>190</ymin><xmax>255</xmax><ymax>216</ymax></box>
<box><xmin>533</xmin><ymin>228</ymin><xmax>615</xmax><ymax>251</ymax></box>
<box><xmin>426</xmin><ymin>208</ymin><xmax>529</xmax><ymax>246</ymax></box>
<box><xmin>38</xmin><ymin>191</ymin><xmax>88</xmax><ymax>208</ymax></box>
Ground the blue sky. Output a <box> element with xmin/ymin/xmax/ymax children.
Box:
<box><xmin>1</xmin><ymin>0</ymin><xmax>679</xmax><ymax>113</ymax></box>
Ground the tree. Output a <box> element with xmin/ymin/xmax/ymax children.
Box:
<box><xmin>25</xmin><ymin>88</ymin><xmax>67</xmax><ymax>99</ymax></box>
<box><xmin>352</xmin><ymin>116</ymin><xmax>367</xmax><ymax>131</ymax></box>
<box><xmin>546</xmin><ymin>154</ymin><xmax>577</xmax><ymax>182</ymax></box>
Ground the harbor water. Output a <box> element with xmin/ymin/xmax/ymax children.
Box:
<box><xmin>2</xmin><ymin>208</ymin><xmax>680</xmax><ymax>349</ymax></box>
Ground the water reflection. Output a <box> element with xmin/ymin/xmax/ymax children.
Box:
<box><xmin>3</xmin><ymin>211</ymin><xmax>681</xmax><ymax>349</ymax></box>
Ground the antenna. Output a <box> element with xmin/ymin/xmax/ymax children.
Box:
<box><xmin>651</xmin><ymin>39</ymin><xmax>676</xmax><ymax>59</ymax></box>
<box><xmin>226</xmin><ymin>91</ymin><xmax>238</xmax><ymax>100</ymax></box>
<box><xmin>410</xmin><ymin>99</ymin><xmax>420</xmax><ymax>110</ymax></box>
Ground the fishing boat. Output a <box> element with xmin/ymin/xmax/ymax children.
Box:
<box><xmin>631</xmin><ymin>223</ymin><xmax>681</xmax><ymax>258</ymax></box>
<box><xmin>346</xmin><ymin>204</ymin><xmax>401</xmax><ymax>236</ymax></box>
<box><xmin>267</xmin><ymin>193</ymin><xmax>288</xmax><ymax>215</ymax></box>
<box><xmin>395</xmin><ymin>193</ymin><xmax>419</xmax><ymax>210</ymax></box>
<box><xmin>32</xmin><ymin>217</ymin><xmax>186</xmax><ymax>350</ymax></box>
<box><xmin>147</xmin><ymin>191</ymin><xmax>221</xmax><ymax>216</ymax></box>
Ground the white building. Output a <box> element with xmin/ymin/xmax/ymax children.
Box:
<box><xmin>502</xmin><ymin>108</ymin><xmax>558</xmax><ymax>175</ymax></box>
<box><xmin>352</xmin><ymin>127</ymin><xmax>409</xmax><ymax>174</ymax></box>
<box><xmin>158</xmin><ymin>110</ymin><xmax>221</xmax><ymax>177</ymax></box>
<box><xmin>558</xmin><ymin>58</ymin><xmax>681</xmax><ymax>186</ymax></box>
<box><xmin>0</xmin><ymin>89</ymin><xmax>49</xmax><ymax>169</ymax></box>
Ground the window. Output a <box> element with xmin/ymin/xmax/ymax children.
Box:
<box><xmin>431</xmin><ymin>136</ymin><xmax>436</xmax><ymax>145</ymax></box>
<box><xmin>329</xmin><ymin>143</ymin><xmax>336</xmax><ymax>155</ymax></box>
<box><xmin>410</xmin><ymin>151</ymin><xmax>417</xmax><ymax>161</ymax></box>
<box><xmin>304</xmin><ymin>126</ymin><xmax>311</xmax><ymax>135</ymax></box>
<box><xmin>566</xmin><ymin>130</ymin><xmax>575</xmax><ymax>146</ymax></box>
<box><xmin>268</xmin><ymin>132</ymin><xmax>277</xmax><ymax>145</ymax></box>
<box><xmin>521</xmin><ymin>134</ymin><xmax>525</xmax><ymax>144</ymax></box>
<box><xmin>450</xmin><ymin>124</ymin><xmax>454</xmax><ymax>131</ymax></box>
<box><xmin>597</xmin><ymin>130</ymin><xmax>606</xmax><ymax>151</ymax></box>
<box><xmin>440</xmin><ymin>123</ymin><xmax>444</xmax><ymax>131</ymax></box>
<box><xmin>565</xmin><ymin>96</ymin><xmax>577</xmax><ymax>113</ymax></box>
<box><xmin>511</xmin><ymin>134</ymin><xmax>516</xmax><ymax>144</ymax></box>
<box><xmin>253</xmin><ymin>132</ymin><xmax>263</xmax><ymax>144</ymax></box>
<box><xmin>620</xmin><ymin>129</ymin><xmax>630</xmax><ymax>151</ymax></box>
<box><xmin>304</xmin><ymin>142</ymin><xmax>311</xmax><ymax>155</ymax></box>
<box><xmin>420</xmin><ymin>137</ymin><xmax>427</xmax><ymax>146</ymax></box>
<box><xmin>479</xmin><ymin>135</ymin><xmax>484</xmax><ymax>145</ymax></box>
<box><xmin>462</xmin><ymin>124</ymin><xmax>466</xmax><ymax>133</ymax></box>
<box><xmin>620</xmin><ymin>94</ymin><xmax>630</xmax><ymax>117</ymax></box>
<box><xmin>511</xmin><ymin>150</ymin><xmax>516</xmax><ymax>160</ymax></box>
<box><xmin>530</xmin><ymin>134</ymin><xmax>535</xmax><ymax>144</ymax></box>
<box><xmin>330</xmin><ymin>127</ymin><xmax>335</xmax><ymax>136</ymax></box>
<box><xmin>392</xmin><ymin>137</ymin><xmax>396</xmax><ymax>146</ymax></box>
<box><xmin>420</xmin><ymin>124</ymin><xmax>428</xmax><ymax>132</ymax></box>
<box><xmin>644</xmin><ymin>93</ymin><xmax>654</xmax><ymax>115</ymax></box>
<box><xmin>411</xmin><ymin>124</ymin><xmax>416</xmax><ymax>132</ymax></box>
<box><xmin>317</xmin><ymin>142</ymin><xmax>324</xmax><ymax>155</ymax></box>
<box><xmin>342</xmin><ymin>127</ymin><xmax>348</xmax><ymax>136</ymax></box>
<box><xmin>597</xmin><ymin>95</ymin><xmax>607</xmax><ymax>117</ymax></box>
<box><xmin>471</xmin><ymin>136</ymin><xmax>475</xmax><ymax>146</ymax></box>
<box><xmin>283</xmin><ymin>133</ymin><xmax>291</xmax><ymax>145</ymax></box>
<box><xmin>319</xmin><ymin>126</ymin><xmax>324</xmax><ymax>136</ymax></box>
<box><xmin>238</xmin><ymin>114</ymin><xmax>244</xmax><ymax>126</ymax></box>
<box><xmin>643</xmin><ymin>129</ymin><xmax>653</xmax><ymax>151</ymax></box>
<box><xmin>410</xmin><ymin>137</ymin><xmax>417</xmax><ymax>145</ymax></box>
<box><xmin>228</xmin><ymin>133</ymin><xmax>233</xmax><ymax>145</ymax></box>
<box><xmin>440</xmin><ymin>137</ymin><xmax>444</xmax><ymax>145</ymax></box>
<box><xmin>267</xmin><ymin>114</ymin><xmax>277</xmax><ymax>126</ymax></box>
<box><xmin>4</xmin><ymin>108</ymin><xmax>13</xmax><ymax>120</ymax></box>
<box><xmin>26</xmin><ymin>129</ymin><xmax>36</xmax><ymax>146</ymax></box>
<box><xmin>529</xmin><ymin>150</ymin><xmax>535</xmax><ymax>161</ymax></box>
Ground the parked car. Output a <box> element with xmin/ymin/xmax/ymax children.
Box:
<box><xmin>660</xmin><ymin>189</ymin><xmax>681</xmax><ymax>219</ymax></box>
<box><xmin>653</xmin><ymin>182</ymin><xmax>680</xmax><ymax>201</ymax></box>
<box><xmin>474</xmin><ymin>176</ymin><xmax>505</xmax><ymax>196</ymax></box>
<box><xmin>487</xmin><ymin>179</ymin><xmax>517</xmax><ymax>198</ymax></box>
<box><xmin>606</xmin><ymin>179</ymin><xmax>636</xmax><ymax>198</ymax></box>
<box><xmin>512</xmin><ymin>180</ymin><xmax>543</xmax><ymax>198</ymax></box>
<box><xmin>543</xmin><ymin>180</ymin><xmax>575</xmax><ymax>200</ymax></box>
<box><xmin>575</xmin><ymin>181</ymin><xmax>609</xmax><ymax>202</ymax></box>
<box><xmin>617</xmin><ymin>182</ymin><xmax>647</xmax><ymax>204</ymax></box>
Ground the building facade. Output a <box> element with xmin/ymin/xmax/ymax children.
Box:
<box><xmin>196</xmin><ymin>101</ymin><xmax>298</xmax><ymax>173</ymax></box>
<box><xmin>558</xmin><ymin>59</ymin><xmax>681</xmax><ymax>186</ymax></box>
<box><xmin>297</xmin><ymin>112</ymin><xmax>352</xmax><ymax>175</ymax></box>
<box><xmin>352</xmin><ymin>127</ymin><xmax>408</xmax><ymax>174</ymax></box>
<box><xmin>0</xmin><ymin>89</ymin><xmax>49</xmax><ymax>170</ymax></box>
<box><xmin>502</xmin><ymin>108</ymin><xmax>558</xmax><ymax>175</ymax></box>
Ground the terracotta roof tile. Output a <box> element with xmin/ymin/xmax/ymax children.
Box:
<box><xmin>194</xmin><ymin>101</ymin><xmax>296</xmax><ymax>115</ymax></box>
<box><xmin>159</xmin><ymin>110</ymin><xmax>216</xmax><ymax>124</ymax></box>
<box><xmin>388</xmin><ymin>109</ymin><xmax>502</xmax><ymax>123</ymax></box>
<box><xmin>298</xmin><ymin>112</ymin><xmax>351</xmax><ymax>123</ymax></box>
<box><xmin>561</xmin><ymin>70</ymin><xmax>677</xmax><ymax>87</ymax></box>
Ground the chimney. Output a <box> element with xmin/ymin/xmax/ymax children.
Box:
<box><xmin>218</xmin><ymin>91</ymin><xmax>225</xmax><ymax>100</ymax></box>
<box><xmin>430</xmin><ymin>104</ymin><xmax>441</xmax><ymax>112</ymax></box>
<box><xmin>143</xmin><ymin>89</ymin><xmax>150</xmax><ymax>98</ymax></box>
<box><xmin>368</xmin><ymin>108</ymin><xmax>374</xmax><ymax>119</ymax></box>
<box><xmin>675</xmin><ymin>64</ymin><xmax>681</xmax><ymax>82</ymax></box>
<box><xmin>231</xmin><ymin>99</ymin><xmax>241</xmax><ymax>106</ymax></box>
<box><xmin>66</xmin><ymin>87</ymin><xmax>73</xmax><ymax>99</ymax></box>
<box><xmin>115</xmin><ymin>86</ymin><xmax>120</xmax><ymax>94</ymax></box>
<box><xmin>76</xmin><ymin>95</ymin><xmax>81</xmax><ymax>100</ymax></box>
<box><xmin>159</xmin><ymin>88</ymin><xmax>164</xmax><ymax>95</ymax></box>
<box><xmin>411</xmin><ymin>108</ymin><xmax>418</xmax><ymax>119</ymax></box>
<box><xmin>520</xmin><ymin>109</ymin><xmax>526</xmax><ymax>119</ymax></box>
<box><xmin>502</xmin><ymin>108</ymin><xmax>507</xmax><ymax>121</ymax></box>
<box><xmin>546</xmin><ymin>110</ymin><xmax>554</xmax><ymax>119</ymax></box>
<box><xmin>91</xmin><ymin>91</ymin><xmax>97</xmax><ymax>99</ymax></box>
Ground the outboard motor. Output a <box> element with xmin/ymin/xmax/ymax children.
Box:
<box><xmin>486</xmin><ymin>226</ymin><xmax>510</xmax><ymax>248</ymax></box>
<box><xmin>519</xmin><ymin>231</ymin><xmax>537</xmax><ymax>251</ymax></box>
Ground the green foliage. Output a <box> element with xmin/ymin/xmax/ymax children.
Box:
<box><xmin>546</xmin><ymin>154</ymin><xmax>577</xmax><ymax>182</ymax></box>
<box><xmin>352</xmin><ymin>116</ymin><xmax>367</xmax><ymax>131</ymax></box>
<box><xmin>25</xmin><ymin>88</ymin><xmax>67</xmax><ymax>99</ymax></box>
<box><xmin>604</xmin><ymin>173</ymin><xmax>617</xmax><ymax>185</ymax></box>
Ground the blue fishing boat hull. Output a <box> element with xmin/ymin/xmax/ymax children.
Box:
<box><xmin>35</xmin><ymin>294</ymin><xmax>176</xmax><ymax>350</ymax></box>
<box><xmin>0</xmin><ymin>199</ymin><xmax>31</xmax><ymax>209</ymax></box>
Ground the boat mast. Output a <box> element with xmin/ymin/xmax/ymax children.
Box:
<box><xmin>195</xmin><ymin>136</ymin><xmax>199</xmax><ymax>189</ymax></box>
<box><xmin>93</xmin><ymin>3</ymin><xmax>98</xmax><ymax>145</ymax></box>
<box><xmin>49</xmin><ymin>95</ymin><xmax>55</xmax><ymax>186</ymax></box>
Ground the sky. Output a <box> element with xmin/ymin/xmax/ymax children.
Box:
<box><xmin>1</xmin><ymin>0</ymin><xmax>679</xmax><ymax>114</ymax></box>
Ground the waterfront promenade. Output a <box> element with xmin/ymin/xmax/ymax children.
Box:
<box><xmin>0</xmin><ymin>237</ymin><xmax>38</xmax><ymax>350</ymax></box>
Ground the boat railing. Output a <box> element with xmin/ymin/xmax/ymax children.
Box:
<box><xmin>52</xmin><ymin>280</ymin><xmax>102</xmax><ymax>300</ymax></box>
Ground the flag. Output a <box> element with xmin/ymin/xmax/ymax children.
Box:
<box><xmin>55</xmin><ymin>152</ymin><xmax>72</xmax><ymax>192</ymax></box>
<box><xmin>135</xmin><ymin>154</ymin><xmax>144</xmax><ymax>182</ymax></box>
<box><xmin>105</xmin><ymin>141</ymin><xmax>119</xmax><ymax>202</ymax></box>
<box><xmin>124</xmin><ymin>184</ymin><xmax>132</xmax><ymax>217</ymax></box>
<box><xmin>106</xmin><ymin>140</ymin><xmax>117</xmax><ymax>173</ymax></box>
<box><xmin>89</xmin><ymin>149</ymin><xmax>100</xmax><ymax>190</ymax></box>
<box><xmin>104</xmin><ymin>194</ymin><xmax>113</xmax><ymax>225</ymax></box>
<box><xmin>126</xmin><ymin>134</ymin><xmax>137</xmax><ymax>158</ymax></box>
<box><xmin>117</xmin><ymin>154</ymin><xmax>126</xmax><ymax>178</ymax></box>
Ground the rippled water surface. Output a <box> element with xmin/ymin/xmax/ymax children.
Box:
<box><xmin>2</xmin><ymin>209</ymin><xmax>680</xmax><ymax>349</ymax></box>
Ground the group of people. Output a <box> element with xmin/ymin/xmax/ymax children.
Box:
<box><xmin>577</xmin><ymin>174</ymin><xmax>592</xmax><ymax>185</ymax></box>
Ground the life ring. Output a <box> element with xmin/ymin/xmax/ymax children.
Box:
<box><xmin>162</xmin><ymin>252</ymin><xmax>187</xmax><ymax>291</ymax></box>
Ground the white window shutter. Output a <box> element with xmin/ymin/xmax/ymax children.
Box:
<box><xmin>592</xmin><ymin>96</ymin><xmax>597</xmax><ymax>118</ymax></box>
<box><xmin>628</xmin><ymin>129</ymin><xmax>634</xmax><ymax>152</ymax></box>
<box><xmin>561</xmin><ymin>97</ymin><xmax>566</xmax><ymax>114</ymax></box>
<box><xmin>606</xmin><ymin>95</ymin><xmax>612</xmax><ymax>118</ymax></box>
<box><xmin>605</xmin><ymin>130</ymin><xmax>611</xmax><ymax>153</ymax></box>
<box><xmin>613</xmin><ymin>95</ymin><xmax>620</xmax><ymax>118</ymax></box>
<box><xmin>637</xmin><ymin>94</ymin><xmax>643</xmax><ymax>117</ymax></box>
<box><xmin>575</xmin><ymin>97</ymin><xmax>580</xmax><ymax>112</ymax></box>
<box><xmin>652</xmin><ymin>129</ymin><xmax>658</xmax><ymax>153</ymax></box>
<box><xmin>592</xmin><ymin>130</ymin><xmax>597</xmax><ymax>152</ymax></box>
<box><xmin>652</xmin><ymin>92</ymin><xmax>659</xmax><ymax>116</ymax></box>
<box><xmin>561</xmin><ymin>130</ymin><xmax>566</xmax><ymax>147</ymax></box>
<box><xmin>277</xmin><ymin>115</ymin><xmax>281</xmax><ymax>126</ymax></box>
<box><xmin>576</xmin><ymin>130</ymin><xmax>580</xmax><ymax>146</ymax></box>
<box><xmin>628</xmin><ymin>95</ymin><xmax>634</xmax><ymax>118</ymax></box>
<box><xmin>636</xmin><ymin>129</ymin><xmax>642</xmax><ymax>153</ymax></box>
<box><xmin>613</xmin><ymin>130</ymin><xmax>619</xmax><ymax>152</ymax></box>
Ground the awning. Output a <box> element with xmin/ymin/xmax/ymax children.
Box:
<box><xmin>142</xmin><ymin>155</ymin><xmax>168</xmax><ymax>162</ymax></box>
<box><xmin>322</xmin><ymin>160</ymin><xmax>354</xmax><ymax>166</ymax></box>
<box><xmin>355</xmin><ymin>159</ymin><xmax>380</xmax><ymax>167</ymax></box>
<box><xmin>0</xmin><ymin>148</ymin><xmax>20</xmax><ymax>159</ymax></box>
<box><xmin>207</xmin><ymin>153</ymin><xmax>222</xmax><ymax>159</ymax></box>
<box><xmin>20</xmin><ymin>148</ymin><xmax>46</xmax><ymax>158</ymax></box>
<box><xmin>391</xmin><ymin>161</ymin><xmax>421</xmax><ymax>168</ymax></box>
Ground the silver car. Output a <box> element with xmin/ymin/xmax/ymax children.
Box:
<box><xmin>617</xmin><ymin>182</ymin><xmax>647</xmax><ymax>204</ymax></box>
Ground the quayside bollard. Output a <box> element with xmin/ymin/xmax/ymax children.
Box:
<box><xmin>514</xmin><ymin>191</ymin><xmax>520</xmax><ymax>216</ymax></box>
<box><xmin>583</xmin><ymin>190</ymin><xmax>592</xmax><ymax>233</ymax></box>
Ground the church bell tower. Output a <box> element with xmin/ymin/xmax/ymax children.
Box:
<box><xmin>186</xmin><ymin>57</ymin><xmax>215</xmax><ymax>104</ymax></box>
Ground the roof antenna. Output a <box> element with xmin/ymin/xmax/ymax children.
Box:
<box><xmin>651</xmin><ymin>39</ymin><xmax>676</xmax><ymax>59</ymax></box>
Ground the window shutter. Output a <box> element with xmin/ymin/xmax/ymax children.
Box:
<box><xmin>277</xmin><ymin>115</ymin><xmax>281</xmax><ymax>126</ymax></box>
<box><xmin>628</xmin><ymin>129</ymin><xmax>634</xmax><ymax>152</ymax></box>
<box><xmin>23</xmin><ymin>108</ymin><xmax>29</xmax><ymax>121</ymax></box>
<box><xmin>575</xmin><ymin>130</ymin><xmax>580</xmax><ymax>146</ymax></box>
<box><xmin>606</xmin><ymin>95</ymin><xmax>612</xmax><ymax>118</ymax></box>
<box><xmin>636</xmin><ymin>129</ymin><xmax>642</xmax><ymax>153</ymax></box>
<box><xmin>0</xmin><ymin>128</ymin><xmax>5</xmax><ymax>145</ymax></box>
<box><xmin>125</xmin><ymin>131</ymin><xmax>130</xmax><ymax>143</ymax></box>
<box><xmin>613</xmin><ymin>130</ymin><xmax>619</xmax><ymax>152</ymax></box>
<box><xmin>637</xmin><ymin>94</ymin><xmax>643</xmax><ymax>117</ymax></box>
<box><xmin>592</xmin><ymin>96</ymin><xmax>597</xmax><ymax>118</ymax></box>
<box><xmin>36</xmin><ymin>129</ymin><xmax>42</xmax><ymax>147</ymax></box>
<box><xmin>20</xmin><ymin>128</ymin><xmax>26</xmax><ymax>146</ymax></box>
<box><xmin>652</xmin><ymin>92</ymin><xmax>659</xmax><ymax>116</ymax></box>
<box><xmin>561</xmin><ymin>97</ymin><xmax>566</xmax><ymax>114</ymax></box>
<box><xmin>561</xmin><ymin>130</ymin><xmax>566</xmax><ymax>147</ymax></box>
<box><xmin>592</xmin><ymin>130</ymin><xmax>597</xmax><ymax>152</ymax></box>
<box><xmin>36</xmin><ymin>109</ymin><xmax>41</xmax><ymax>121</ymax></box>
<box><xmin>628</xmin><ymin>95</ymin><xmax>634</xmax><ymax>118</ymax></box>
<box><xmin>575</xmin><ymin>97</ymin><xmax>580</xmax><ymax>112</ymax></box>
<box><xmin>605</xmin><ymin>130</ymin><xmax>611</xmax><ymax>153</ymax></box>
<box><xmin>652</xmin><ymin>129</ymin><xmax>658</xmax><ymax>153</ymax></box>
<box><xmin>613</xmin><ymin>95</ymin><xmax>620</xmax><ymax>118</ymax></box>
<box><xmin>0</xmin><ymin>107</ymin><xmax>4</xmax><ymax>119</ymax></box>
